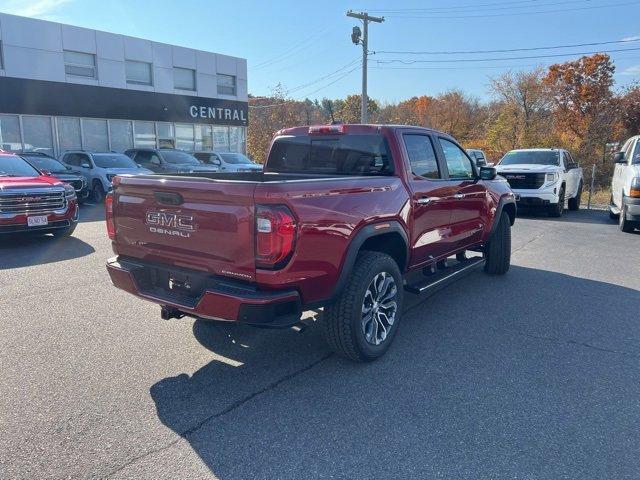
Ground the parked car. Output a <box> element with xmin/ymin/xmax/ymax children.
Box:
<box><xmin>59</xmin><ymin>151</ymin><xmax>152</xmax><ymax>203</ymax></box>
<box><xmin>610</xmin><ymin>135</ymin><xmax>640</xmax><ymax>233</ymax></box>
<box><xmin>106</xmin><ymin>123</ymin><xmax>516</xmax><ymax>362</ymax></box>
<box><xmin>466</xmin><ymin>149</ymin><xmax>488</xmax><ymax>167</ymax></box>
<box><xmin>19</xmin><ymin>151</ymin><xmax>89</xmax><ymax>202</ymax></box>
<box><xmin>125</xmin><ymin>148</ymin><xmax>220</xmax><ymax>175</ymax></box>
<box><xmin>495</xmin><ymin>148</ymin><xmax>583</xmax><ymax>217</ymax></box>
<box><xmin>0</xmin><ymin>152</ymin><xmax>78</xmax><ymax>236</ymax></box>
<box><xmin>191</xmin><ymin>151</ymin><xmax>263</xmax><ymax>172</ymax></box>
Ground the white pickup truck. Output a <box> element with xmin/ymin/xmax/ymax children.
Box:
<box><xmin>495</xmin><ymin>148</ymin><xmax>583</xmax><ymax>217</ymax></box>
<box><xmin>610</xmin><ymin>135</ymin><xmax>640</xmax><ymax>233</ymax></box>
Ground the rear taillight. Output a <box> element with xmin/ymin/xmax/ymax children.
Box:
<box><xmin>309</xmin><ymin>124</ymin><xmax>346</xmax><ymax>135</ymax></box>
<box><xmin>105</xmin><ymin>192</ymin><xmax>115</xmax><ymax>240</ymax></box>
<box><xmin>255</xmin><ymin>205</ymin><xmax>297</xmax><ymax>269</ymax></box>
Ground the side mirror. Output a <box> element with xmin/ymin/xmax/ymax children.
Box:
<box><xmin>150</xmin><ymin>157</ymin><xmax>161</xmax><ymax>166</ymax></box>
<box><xmin>613</xmin><ymin>151</ymin><xmax>625</xmax><ymax>163</ymax></box>
<box><xmin>479</xmin><ymin>166</ymin><xmax>497</xmax><ymax>180</ymax></box>
<box><xmin>566</xmin><ymin>162</ymin><xmax>578</xmax><ymax>170</ymax></box>
<box><xmin>212</xmin><ymin>158</ymin><xmax>221</xmax><ymax>166</ymax></box>
<box><xmin>81</xmin><ymin>163</ymin><xmax>90</xmax><ymax>169</ymax></box>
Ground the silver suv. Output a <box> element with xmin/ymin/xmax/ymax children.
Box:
<box><xmin>59</xmin><ymin>151</ymin><xmax>152</xmax><ymax>202</ymax></box>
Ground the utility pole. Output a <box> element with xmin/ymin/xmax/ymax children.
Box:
<box><xmin>347</xmin><ymin>10</ymin><xmax>384</xmax><ymax>123</ymax></box>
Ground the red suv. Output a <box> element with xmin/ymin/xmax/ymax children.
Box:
<box><xmin>107</xmin><ymin>124</ymin><xmax>516</xmax><ymax>361</ymax></box>
<box><xmin>0</xmin><ymin>152</ymin><xmax>79</xmax><ymax>236</ymax></box>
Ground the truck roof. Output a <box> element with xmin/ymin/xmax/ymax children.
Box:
<box><xmin>276</xmin><ymin>124</ymin><xmax>446</xmax><ymax>136</ymax></box>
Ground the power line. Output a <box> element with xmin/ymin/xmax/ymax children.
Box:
<box><xmin>375</xmin><ymin>38</ymin><xmax>640</xmax><ymax>55</ymax></box>
<box><xmin>382</xmin><ymin>1</ymin><xmax>639</xmax><ymax>19</ymax></box>
<box><xmin>368</xmin><ymin>0</ymin><xmax>584</xmax><ymax>12</ymax></box>
<box><xmin>370</xmin><ymin>0</ymin><xmax>590</xmax><ymax>14</ymax></box>
<box><xmin>375</xmin><ymin>46</ymin><xmax>640</xmax><ymax>64</ymax></box>
<box><xmin>285</xmin><ymin>58</ymin><xmax>361</xmax><ymax>95</ymax></box>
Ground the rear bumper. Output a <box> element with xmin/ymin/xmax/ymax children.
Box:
<box><xmin>106</xmin><ymin>256</ymin><xmax>302</xmax><ymax>327</ymax></box>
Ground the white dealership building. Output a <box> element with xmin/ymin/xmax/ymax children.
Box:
<box><xmin>0</xmin><ymin>13</ymin><xmax>248</xmax><ymax>157</ymax></box>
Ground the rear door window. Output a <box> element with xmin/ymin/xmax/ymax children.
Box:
<box><xmin>267</xmin><ymin>134</ymin><xmax>393</xmax><ymax>175</ymax></box>
<box><xmin>403</xmin><ymin>134</ymin><xmax>440</xmax><ymax>179</ymax></box>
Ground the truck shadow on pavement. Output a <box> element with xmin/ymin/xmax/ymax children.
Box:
<box><xmin>0</xmin><ymin>234</ymin><xmax>94</xmax><ymax>269</ymax></box>
<box><xmin>149</xmin><ymin>265</ymin><xmax>640</xmax><ymax>479</ymax></box>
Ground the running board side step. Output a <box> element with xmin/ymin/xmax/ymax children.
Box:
<box><xmin>404</xmin><ymin>257</ymin><xmax>485</xmax><ymax>295</ymax></box>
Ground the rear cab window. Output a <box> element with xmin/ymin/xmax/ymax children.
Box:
<box><xmin>266</xmin><ymin>134</ymin><xmax>394</xmax><ymax>176</ymax></box>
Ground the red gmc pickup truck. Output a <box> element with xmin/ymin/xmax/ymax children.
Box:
<box><xmin>106</xmin><ymin>124</ymin><xmax>516</xmax><ymax>361</ymax></box>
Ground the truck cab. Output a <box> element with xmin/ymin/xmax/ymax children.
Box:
<box><xmin>610</xmin><ymin>135</ymin><xmax>640</xmax><ymax>233</ymax></box>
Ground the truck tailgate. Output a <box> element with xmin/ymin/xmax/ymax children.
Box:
<box><xmin>112</xmin><ymin>176</ymin><xmax>257</xmax><ymax>281</ymax></box>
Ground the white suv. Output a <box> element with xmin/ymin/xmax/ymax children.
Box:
<box><xmin>610</xmin><ymin>135</ymin><xmax>640</xmax><ymax>233</ymax></box>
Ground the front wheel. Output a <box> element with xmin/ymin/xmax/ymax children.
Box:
<box><xmin>549</xmin><ymin>187</ymin><xmax>565</xmax><ymax>217</ymax></box>
<box><xmin>619</xmin><ymin>202</ymin><xmax>636</xmax><ymax>233</ymax></box>
<box><xmin>91</xmin><ymin>181</ymin><xmax>105</xmax><ymax>203</ymax></box>
<box><xmin>484</xmin><ymin>211</ymin><xmax>511</xmax><ymax>275</ymax></box>
<box><xmin>324</xmin><ymin>251</ymin><xmax>403</xmax><ymax>362</ymax></box>
<box><xmin>568</xmin><ymin>183</ymin><xmax>582</xmax><ymax>211</ymax></box>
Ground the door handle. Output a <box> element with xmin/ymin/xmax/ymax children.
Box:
<box><xmin>417</xmin><ymin>197</ymin><xmax>439</xmax><ymax>205</ymax></box>
<box><xmin>453</xmin><ymin>193</ymin><xmax>465</xmax><ymax>199</ymax></box>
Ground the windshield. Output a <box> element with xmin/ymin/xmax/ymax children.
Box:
<box><xmin>500</xmin><ymin>150</ymin><xmax>559</xmax><ymax>166</ymax></box>
<box><xmin>93</xmin><ymin>154</ymin><xmax>138</xmax><ymax>169</ymax></box>
<box><xmin>220</xmin><ymin>153</ymin><xmax>253</xmax><ymax>165</ymax></box>
<box><xmin>267</xmin><ymin>134</ymin><xmax>393</xmax><ymax>175</ymax></box>
<box><xmin>22</xmin><ymin>155</ymin><xmax>68</xmax><ymax>172</ymax></box>
<box><xmin>0</xmin><ymin>154</ymin><xmax>41</xmax><ymax>177</ymax></box>
<box><xmin>161</xmin><ymin>150</ymin><xmax>200</xmax><ymax>165</ymax></box>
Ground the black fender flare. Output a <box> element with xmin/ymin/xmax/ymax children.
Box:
<box><xmin>490</xmin><ymin>196</ymin><xmax>517</xmax><ymax>238</ymax></box>
<box><xmin>319</xmin><ymin>221</ymin><xmax>409</xmax><ymax>306</ymax></box>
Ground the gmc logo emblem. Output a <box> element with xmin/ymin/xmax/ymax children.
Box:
<box><xmin>146</xmin><ymin>212</ymin><xmax>195</xmax><ymax>231</ymax></box>
<box><xmin>21</xmin><ymin>196</ymin><xmax>44</xmax><ymax>202</ymax></box>
<box><xmin>506</xmin><ymin>175</ymin><xmax>526</xmax><ymax>180</ymax></box>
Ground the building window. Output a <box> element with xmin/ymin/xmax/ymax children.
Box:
<box><xmin>156</xmin><ymin>122</ymin><xmax>175</xmax><ymax>148</ymax></box>
<box><xmin>217</xmin><ymin>74</ymin><xmax>236</xmax><ymax>96</ymax></box>
<box><xmin>0</xmin><ymin>114</ymin><xmax>21</xmax><ymax>151</ymax></box>
<box><xmin>126</xmin><ymin>60</ymin><xmax>153</xmax><ymax>86</ymax></box>
<box><xmin>82</xmin><ymin>119</ymin><xmax>108</xmax><ymax>152</ymax></box>
<box><xmin>22</xmin><ymin>116</ymin><xmax>54</xmax><ymax>156</ymax></box>
<box><xmin>64</xmin><ymin>50</ymin><xmax>97</xmax><ymax>79</ymax></box>
<box><xmin>109</xmin><ymin>120</ymin><xmax>133</xmax><ymax>152</ymax></box>
<box><xmin>174</xmin><ymin>67</ymin><xmax>196</xmax><ymax>91</ymax></box>
<box><xmin>229</xmin><ymin>126</ymin><xmax>246</xmax><ymax>153</ymax></box>
<box><xmin>57</xmin><ymin>117</ymin><xmax>82</xmax><ymax>152</ymax></box>
<box><xmin>134</xmin><ymin>121</ymin><xmax>156</xmax><ymax>148</ymax></box>
<box><xmin>195</xmin><ymin>125</ymin><xmax>213</xmax><ymax>151</ymax></box>
<box><xmin>175</xmin><ymin>124</ymin><xmax>194</xmax><ymax>151</ymax></box>
<box><xmin>213</xmin><ymin>126</ymin><xmax>230</xmax><ymax>151</ymax></box>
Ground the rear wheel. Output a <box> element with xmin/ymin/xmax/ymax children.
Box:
<box><xmin>324</xmin><ymin>251</ymin><xmax>403</xmax><ymax>362</ymax></box>
<box><xmin>484</xmin><ymin>211</ymin><xmax>511</xmax><ymax>275</ymax></box>
<box><xmin>568</xmin><ymin>183</ymin><xmax>582</xmax><ymax>211</ymax></box>
<box><xmin>91</xmin><ymin>181</ymin><xmax>105</xmax><ymax>203</ymax></box>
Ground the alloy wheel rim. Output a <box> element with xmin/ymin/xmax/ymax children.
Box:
<box><xmin>361</xmin><ymin>272</ymin><xmax>398</xmax><ymax>346</ymax></box>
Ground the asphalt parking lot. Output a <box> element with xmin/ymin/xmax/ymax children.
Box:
<box><xmin>1</xmin><ymin>205</ymin><xmax>639</xmax><ymax>479</ymax></box>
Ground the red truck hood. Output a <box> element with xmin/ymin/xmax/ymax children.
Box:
<box><xmin>0</xmin><ymin>175</ymin><xmax>63</xmax><ymax>191</ymax></box>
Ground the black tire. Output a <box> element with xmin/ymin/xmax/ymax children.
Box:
<box><xmin>323</xmin><ymin>251</ymin><xmax>403</xmax><ymax>362</ymax></box>
<box><xmin>484</xmin><ymin>211</ymin><xmax>511</xmax><ymax>275</ymax></box>
<box><xmin>568</xmin><ymin>183</ymin><xmax>582</xmax><ymax>211</ymax></box>
<box><xmin>91</xmin><ymin>181</ymin><xmax>105</xmax><ymax>203</ymax></box>
<box><xmin>51</xmin><ymin>222</ymin><xmax>77</xmax><ymax>238</ymax></box>
<box><xmin>549</xmin><ymin>186</ymin><xmax>565</xmax><ymax>217</ymax></box>
<box><xmin>619</xmin><ymin>202</ymin><xmax>636</xmax><ymax>233</ymax></box>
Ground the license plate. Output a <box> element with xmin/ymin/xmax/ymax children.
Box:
<box><xmin>27</xmin><ymin>215</ymin><xmax>48</xmax><ymax>227</ymax></box>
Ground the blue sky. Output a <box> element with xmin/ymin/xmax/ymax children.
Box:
<box><xmin>1</xmin><ymin>0</ymin><xmax>639</xmax><ymax>102</ymax></box>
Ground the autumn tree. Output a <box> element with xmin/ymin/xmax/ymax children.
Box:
<box><xmin>334</xmin><ymin>94</ymin><xmax>379</xmax><ymax>123</ymax></box>
<box><xmin>543</xmin><ymin>54</ymin><xmax>616</xmax><ymax>184</ymax></box>
<box><xmin>618</xmin><ymin>84</ymin><xmax>640</xmax><ymax>138</ymax></box>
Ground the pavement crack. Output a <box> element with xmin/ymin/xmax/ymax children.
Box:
<box><xmin>499</xmin><ymin>329</ymin><xmax>639</xmax><ymax>358</ymax></box>
<box><xmin>101</xmin><ymin>352</ymin><xmax>333</xmax><ymax>479</ymax></box>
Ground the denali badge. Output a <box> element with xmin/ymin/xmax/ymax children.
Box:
<box><xmin>145</xmin><ymin>211</ymin><xmax>195</xmax><ymax>238</ymax></box>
